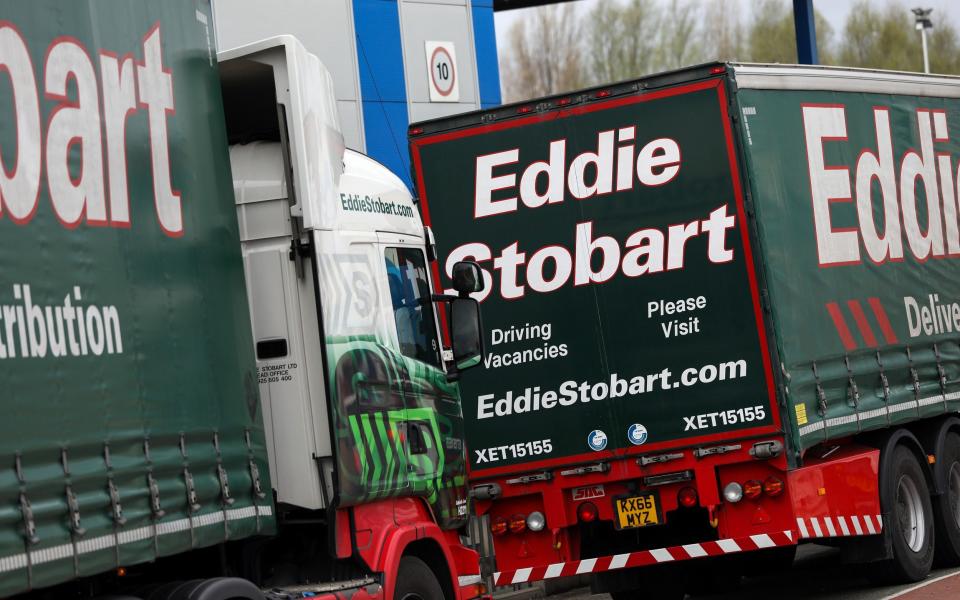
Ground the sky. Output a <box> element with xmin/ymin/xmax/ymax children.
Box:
<box><xmin>494</xmin><ymin>0</ymin><xmax>960</xmax><ymax>56</ymax></box>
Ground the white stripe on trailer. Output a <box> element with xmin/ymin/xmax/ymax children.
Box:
<box><xmin>650</xmin><ymin>548</ymin><xmax>674</xmax><ymax>562</ymax></box>
<box><xmin>609</xmin><ymin>554</ymin><xmax>630</xmax><ymax>570</ymax></box>
<box><xmin>716</xmin><ymin>538</ymin><xmax>742</xmax><ymax>553</ymax></box>
<box><xmin>576</xmin><ymin>558</ymin><xmax>598</xmax><ymax>574</ymax></box>
<box><xmin>876</xmin><ymin>515</ymin><xmax>883</xmax><ymax>531</ymax></box>
<box><xmin>0</xmin><ymin>505</ymin><xmax>273</xmax><ymax>575</ymax></box>
<box><xmin>838</xmin><ymin>516</ymin><xmax>851</xmax><ymax>536</ymax></box>
<box><xmin>750</xmin><ymin>534</ymin><xmax>776</xmax><ymax>549</ymax></box>
<box><xmin>512</xmin><ymin>568</ymin><xmax>533</xmax><ymax>584</ymax></box>
<box><xmin>810</xmin><ymin>517</ymin><xmax>824</xmax><ymax>538</ymax></box>
<box><xmin>824</xmin><ymin>517</ymin><xmax>837</xmax><ymax>537</ymax></box>
<box><xmin>865</xmin><ymin>515</ymin><xmax>877</xmax><ymax>534</ymax></box>
<box><xmin>797</xmin><ymin>518</ymin><xmax>810</xmax><ymax>539</ymax></box>
<box><xmin>852</xmin><ymin>515</ymin><xmax>864</xmax><ymax>535</ymax></box>
<box><xmin>544</xmin><ymin>563</ymin><xmax>565</xmax><ymax>579</ymax></box>
<box><xmin>491</xmin><ymin>530</ymin><xmax>797</xmax><ymax>587</ymax></box>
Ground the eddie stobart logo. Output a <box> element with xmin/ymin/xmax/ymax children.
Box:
<box><xmin>340</xmin><ymin>193</ymin><xmax>416</xmax><ymax>218</ymax></box>
<box><xmin>441</xmin><ymin>126</ymin><xmax>739</xmax><ymax>300</ymax></box>
<box><xmin>587</xmin><ymin>429</ymin><xmax>607</xmax><ymax>451</ymax></box>
<box><xmin>0</xmin><ymin>23</ymin><xmax>183</xmax><ymax>236</ymax></box>
<box><xmin>803</xmin><ymin>106</ymin><xmax>960</xmax><ymax>267</ymax></box>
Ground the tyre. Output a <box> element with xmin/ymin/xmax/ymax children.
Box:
<box><xmin>394</xmin><ymin>556</ymin><xmax>445</xmax><ymax>600</ymax></box>
<box><xmin>872</xmin><ymin>445</ymin><xmax>935</xmax><ymax>583</ymax></box>
<box><xmin>933</xmin><ymin>432</ymin><xmax>960</xmax><ymax>566</ymax></box>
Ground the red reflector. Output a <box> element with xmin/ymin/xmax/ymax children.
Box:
<box><xmin>558</xmin><ymin>98</ymin><xmax>572</xmax><ymax>106</ymax></box>
<box><xmin>596</xmin><ymin>90</ymin><xmax>612</xmax><ymax>98</ymax></box>
<box><xmin>577</xmin><ymin>502</ymin><xmax>598</xmax><ymax>522</ymax></box>
<box><xmin>710</xmin><ymin>66</ymin><xmax>725</xmax><ymax>74</ymax></box>
<box><xmin>518</xmin><ymin>106</ymin><xmax>534</xmax><ymax>114</ymax></box>
<box><xmin>678</xmin><ymin>486</ymin><xmax>698</xmax><ymax>508</ymax></box>
<box><xmin>764</xmin><ymin>476</ymin><xmax>785</xmax><ymax>497</ymax></box>
<box><xmin>743</xmin><ymin>480</ymin><xmax>763</xmax><ymax>500</ymax></box>
<box><xmin>491</xmin><ymin>516</ymin><xmax>508</xmax><ymax>536</ymax></box>
<box><xmin>409</xmin><ymin>127</ymin><xmax>424</xmax><ymax>135</ymax></box>
<box><xmin>508</xmin><ymin>514</ymin><xmax>527</xmax><ymax>533</ymax></box>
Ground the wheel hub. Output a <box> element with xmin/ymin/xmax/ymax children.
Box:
<box><xmin>896</xmin><ymin>473</ymin><xmax>926</xmax><ymax>552</ymax></box>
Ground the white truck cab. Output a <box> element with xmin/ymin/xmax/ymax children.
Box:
<box><xmin>218</xmin><ymin>37</ymin><xmax>486</xmax><ymax>599</ymax></box>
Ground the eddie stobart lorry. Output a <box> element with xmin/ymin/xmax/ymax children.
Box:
<box><xmin>0</xmin><ymin>2</ymin><xmax>488</xmax><ymax>600</ymax></box>
<box><xmin>410</xmin><ymin>63</ymin><xmax>960</xmax><ymax>596</ymax></box>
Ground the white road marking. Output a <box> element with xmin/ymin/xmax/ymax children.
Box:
<box><xmin>878</xmin><ymin>570</ymin><xmax>960</xmax><ymax>600</ymax></box>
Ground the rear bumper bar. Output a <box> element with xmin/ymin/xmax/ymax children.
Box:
<box><xmin>492</xmin><ymin>529</ymin><xmax>796</xmax><ymax>586</ymax></box>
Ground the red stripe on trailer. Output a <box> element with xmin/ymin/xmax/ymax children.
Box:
<box><xmin>846</xmin><ymin>299</ymin><xmax>878</xmax><ymax>347</ymax></box>
<box><xmin>825</xmin><ymin>301</ymin><xmax>857</xmax><ymax>350</ymax></box>
<box><xmin>868</xmin><ymin>297</ymin><xmax>899</xmax><ymax>344</ymax></box>
<box><xmin>492</xmin><ymin>530</ymin><xmax>797</xmax><ymax>585</ymax></box>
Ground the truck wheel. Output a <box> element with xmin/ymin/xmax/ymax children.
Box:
<box><xmin>874</xmin><ymin>445</ymin><xmax>935</xmax><ymax>583</ymax></box>
<box><xmin>933</xmin><ymin>432</ymin><xmax>960</xmax><ymax>566</ymax></box>
<box><xmin>394</xmin><ymin>556</ymin><xmax>445</xmax><ymax>600</ymax></box>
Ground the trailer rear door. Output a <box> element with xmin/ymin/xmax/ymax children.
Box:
<box><xmin>410</xmin><ymin>76</ymin><xmax>780</xmax><ymax>477</ymax></box>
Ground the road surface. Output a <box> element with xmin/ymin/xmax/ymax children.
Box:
<box><xmin>545</xmin><ymin>545</ymin><xmax>960</xmax><ymax>600</ymax></box>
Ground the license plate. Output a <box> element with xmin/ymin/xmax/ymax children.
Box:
<box><xmin>614</xmin><ymin>493</ymin><xmax>661</xmax><ymax>529</ymax></box>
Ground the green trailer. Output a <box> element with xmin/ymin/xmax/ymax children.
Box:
<box><xmin>0</xmin><ymin>3</ymin><xmax>487</xmax><ymax>600</ymax></box>
<box><xmin>0</xmin><ymin>1</ymin><xmax>271</xmax><ymax>595</ymax></box>
<box><xmin>409</xmin><ymin>63</ymin><xmax>960</xmax><ymax>593</ymax></box>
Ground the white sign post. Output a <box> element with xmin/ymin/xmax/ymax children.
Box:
<box><xmin>425</xmin><ymin>41</ymin><xmax>459</xmax><ymax>102</ymax></box>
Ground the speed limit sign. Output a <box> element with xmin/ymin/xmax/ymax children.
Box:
<box><xmin>425</xmin><ymin>41</ymin><xmax>459</xmax><ymax>102</ymax></box>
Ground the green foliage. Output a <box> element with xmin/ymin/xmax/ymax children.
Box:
<box><xmin>927</xmin><ymin>21</ymin><xmax>960</xmax><ymax>74</ymax></box>
<box><xmin>501</xmin><ymin>0</ymin><xmax>960</xmax><ymax>102</ymax></box>
<box><xmin>836</xmin><ymin>1</ymin><xmax>918</xmax><ymax>71</ymax></box>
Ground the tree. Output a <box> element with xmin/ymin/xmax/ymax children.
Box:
<box><xmin>655</xmin><ymin>0</ymin><xmax>702</xmax><ymax>70</ymax></box>
<box><xmin>498</xmin><ymin>0</ymin><xmax>960</xmax><ymax>103</ymax></box>
<box><xmin>743</xmin><ymin>0</ymin><xmax>833</xmax><ymax>65</ymax></box>
<box><xmin>927</xmin><ymin>21</ymin><xmax>960</xmax><ymax>74</ymax></box>
<box><xmin>838</xmin><ymin>1</ymin><xmax>917</xmax><ymax>71</ymax></box>
<box><xmin>585</xmin><ymin>0</ymin><xmax>661</xmax><ymax>85</ymax></box>
<box><xmin>499</xmin><ymin>4</ymin><xmax>586</xmax><ymax>102</ymax></box>
<box><xmin>746</xmin><ymin>0</ymin><xmax>797</xmax><ymax>64</ymax></box>
<box><xmin>701</xmin><ymin>0</ymin><xmax>743</xmax><ymax>61</ymax></box>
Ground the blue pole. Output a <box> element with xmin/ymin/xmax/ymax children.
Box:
<box><xmin>793</xmin><ymin>0</ymin><xmax>818</xmax><ymax>64</ymax></box>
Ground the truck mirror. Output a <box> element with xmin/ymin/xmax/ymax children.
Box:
<box><xmin>451</xmin><ymin>261</ymin><xmax>484</xmax><ymax>297</ymax></box>
<box><xmin>450</xmin><ymin>297</ymin><xmax>484</xmax><ymax>371</ymax></box>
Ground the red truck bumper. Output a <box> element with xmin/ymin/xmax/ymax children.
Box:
<box><xmin>492</xmin><ymin>528</ymin><xmax>796</xmax><ymax>585</ymax></box>
<box><xmin>481</xmin><ymin>441</ymin><xmax>884</xmax><ymax>586</ymax></box>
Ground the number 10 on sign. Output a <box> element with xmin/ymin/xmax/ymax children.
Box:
<box><xmin>425</xmin><ymin>41</ymin><xmax>459</xmax><ymax>102</ymax></box>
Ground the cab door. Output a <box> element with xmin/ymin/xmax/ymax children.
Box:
<box><xmin>377</xmin><ymin>234</ymin><xmax>467</xmax><ymax>521</ymax></box>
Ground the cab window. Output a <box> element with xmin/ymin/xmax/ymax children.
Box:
<box><xmin>384</xmin><ymin>247</ymin><xmax>441</xmax><ymax>367</ymax></box>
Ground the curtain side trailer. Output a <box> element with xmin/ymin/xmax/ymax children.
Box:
<box><xmin>409</xmin><ymin>63</ymin><xmax>960</xmax><ymax>597</ymax></box>
<box><xmin>0</xmin><ymin>5</ymin><xmax>486</xmax><ymax>600</ymax></box>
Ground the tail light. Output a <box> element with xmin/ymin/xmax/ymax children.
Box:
<box><xmin>491</xmin><ymin>516</ymin><xmax>508</xmax><ymax>536</ymax></box>
<box><xmin>764</xmin><ymin>476</ymin><xmax>785</xmax><ymax>497</ymax></box>
<box><xmin>508</xmin><ymin>514</ymin><xmax>526</xmax><ymax>533</ymax></box>
<box><xmin>743</xmin><ymin>480</ymin><xmax>763</xmax><ymax>500</ymax></box>
<box><xmin>577</xmin><ymin>502</ymin><xmax>598</xmax><ymax>523</ymax></box>
<box><xmin>678</xmin><ymin>486</ymin><xmax>698</xmax><ymax>508</ymax></box>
